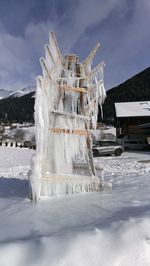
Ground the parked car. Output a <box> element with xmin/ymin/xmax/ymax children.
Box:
<box><xmin>92</xmin><ymin>140</ymin><xmax>124</xmax><ymax>157</ymax></box>
<box><xmin>23</xmin><ymin>140</ymin><xmax>36</xmax><ymax>149</ymax></box>
<box><xmin>117</xmin><ymin>139</ymin><xmax>149</xmax><ymax>151</ymax></box>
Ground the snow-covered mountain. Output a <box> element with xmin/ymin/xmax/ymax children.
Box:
<box><xmin>0</xmin><ymin>85</ymin><xmax>36</xmax><ymax>99</ymax></box>
<box><xmin>0</xmin><ymin>89</ymin><xmax>13</xmax><ymax>99</ymax></box>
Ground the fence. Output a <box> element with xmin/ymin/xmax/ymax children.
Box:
<box><xmin>0</xmin><ymin>141</ymin><xmax>36</xmax><ymax>149</ymax></box>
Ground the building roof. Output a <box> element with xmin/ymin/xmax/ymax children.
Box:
<box><xmin>115</xmin><ymin>101</ymin><xmax>150</xmax><ymax>118</ymax></box>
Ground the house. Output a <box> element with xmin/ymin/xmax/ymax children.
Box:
<box><xmin>114</xmin><ymin>101</ymin><xmax>150</xmax><ymax>142</ymax></box>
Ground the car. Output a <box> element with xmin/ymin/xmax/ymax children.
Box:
<box><xmin>117</xmin><ymin>139</ymin><xmax>149</xmax><ymax>151</ymax></box>
<box><xmin>92</xmin><ymin>140</ymin><xmax>124</xmax><ymax>157</ymax></box>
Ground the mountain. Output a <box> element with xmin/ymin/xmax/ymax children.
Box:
<box><xmin>102</xmin><ymin>67</ymin><xmax>150</xmax><ymax>123</ymax></box>
<box><xmin>0</xmin><ymin>85</ymin><xmax>35</xmax><ymax>100</ymax></box>
<box><xmin>0</xmin><ymin>91</ymin><xmax>35</xmax><ymax>123</ymax></box>
<box><xmin>0</xmin><ymin>89</ymin><xmax>13</xmax><ymax>100</ymax></box>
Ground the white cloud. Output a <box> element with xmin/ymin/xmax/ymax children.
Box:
<box><xmin>55</xmin><ymin>0</ymin><xmax>128</xmax><ymax>53</ymax></box>
<box><xmin>0</xmin><ymin>32</ymin><xmax>34</xmax><ymax>90</ymax></box>
<box><xmin>0</xmin><ymin>22</ymin><xmax>51</xmax><ymax>90</ymax></box>
<box><xmin>0</xmin><ymin>16</ymin><xmax>58</xmax><ymax>90</ymax></box>
<box><xmin>0</xmin><ymin>0</ymin><xmax>150</xmax><ymax>90</ymax></box>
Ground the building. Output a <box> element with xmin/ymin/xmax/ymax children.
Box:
<box><xmin>115</xmin><ymin>101</ymin><xmax>150</xmax><ymax>142</ymax></box>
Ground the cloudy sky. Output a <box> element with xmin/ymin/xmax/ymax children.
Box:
<box><xmin>0</xmin><ymin>0</ymin><xmax>150</xmax><ymax>91</ymax></box>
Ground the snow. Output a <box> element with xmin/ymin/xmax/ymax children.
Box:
<box><xmin>0</xmin><ymin>85</ymin><xmax>35</xmax><ymax>100</ymax></box>
<box><xmin>0</xmin><ymin>147</ymin><xmax>150</xmax><ymax>265</ymax></box>
<box><xmin>115</xmin><ymin>101</ymin><xmax>150</xmax><ymax>117</ymax></box>
<box><xmin>0</xmin><ymin>89</ymin><xmax>12</xmax><ymax>99</ymax></box>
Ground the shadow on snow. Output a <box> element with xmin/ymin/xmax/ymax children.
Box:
<box><xmin>0</xmin><ymin>177</ymin><xmax>29</xmax><ymax>198</ymax></box>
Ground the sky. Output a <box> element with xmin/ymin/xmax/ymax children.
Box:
<box><xmin>0</xmin><ymin>0</ymin><xmax>150</xmax><ymax>91</ymax></box>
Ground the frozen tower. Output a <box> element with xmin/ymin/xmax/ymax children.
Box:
<box><xmin>29</xmin><ymin>32</ymin><xmax>106</xmax><ymax>201</ymax></box>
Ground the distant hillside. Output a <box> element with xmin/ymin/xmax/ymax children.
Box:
<box><xmin>102</xmin><ymin>67</ymin><xmax>150</xmax><ymax>123</ymax></box>
<box><xmin>0</xmin><ymin>92</ymin><xmax>35</xmax><ymax>123</ymax></box>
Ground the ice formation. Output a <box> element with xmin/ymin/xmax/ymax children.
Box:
<box><xmin>29</xmin><ymin>32</ymin><xmax>106</xmax><ymax>201</ymax></box>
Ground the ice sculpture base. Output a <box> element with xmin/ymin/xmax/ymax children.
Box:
<box><xmin>29</xmin><ymin>173</ymin><xmax>103</xmax><ymax>201</ymax></box>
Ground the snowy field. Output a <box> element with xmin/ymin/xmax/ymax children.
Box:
<box><xmin>0</xmin><ymin>147</ymin><xmax>150</xmax><ymax>266</ymax></box>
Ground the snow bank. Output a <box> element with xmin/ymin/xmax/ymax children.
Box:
<box><xmin>48</xmin><ymin>218</ymin><xmax>150</xmax><ymax>266</ymax></box>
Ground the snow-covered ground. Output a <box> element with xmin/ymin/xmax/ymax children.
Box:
<box><xmin>0</xmin><ymin>147</ymin><xmax>150</xmax><ymax>266</ymax></box>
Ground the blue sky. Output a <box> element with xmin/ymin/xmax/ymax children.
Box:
<box><xmin>0</xmin><ymin>0</ymin><xmax>150</xmax><ymax>91</ymax></box>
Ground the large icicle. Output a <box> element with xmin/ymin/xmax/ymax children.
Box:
<box><xmin>29</xmin><ymin>32</ymin><xmax>106</xmax><ymax>201</ymax></box>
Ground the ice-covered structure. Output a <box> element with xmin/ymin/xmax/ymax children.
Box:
<box><xmin>29</xmin><ymin>32</ymin><xmax>106</xmax><ymax>201</ymax></box>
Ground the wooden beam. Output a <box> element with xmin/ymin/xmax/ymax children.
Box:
<box><xmin>82</xmin><ymin>43</ymin><xmax>101</xmax><ymax>67</ymax></box>
<box><xmin>88</xmin><ymin>62</ymin><xmax>105</xmax><ymax>78</ymax></box>
<box><xmin>51</xmin><ymin>110</ymin><xmax>90</xmax><ymax>121</ymax></box>
<box><xmin>45</xmin><ymin>44</ymin><xmax>55</xmax><ymax>65</ymax></box>
<box><xmin>50</xmin><ymin>128</ymin><xmax>88</xmax><ymax>136</ymax></box>
<box><xmin>59</xmin><ymin>84</ymin><xmax>87</xmax><ymax>93</ymax></box>
<box><xmin>40</xmin><ymin>57</ymin><xmax>52</xmax><ymax>80</ymax></box>
<box><xmin>50</xmin><ymin>32</ymin><xmax>62</xmax><ymax>61</ymax></box>
<box><xmin>36</xmin><ymin>75</ymin><xmax>42</xmax><ymax>88</ymax></box>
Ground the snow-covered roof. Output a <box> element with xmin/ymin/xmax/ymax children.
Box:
<box><xmin>115</xmin><ymin>101</ymin><xmax>150</xmax><ymax>117</ymax></box>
